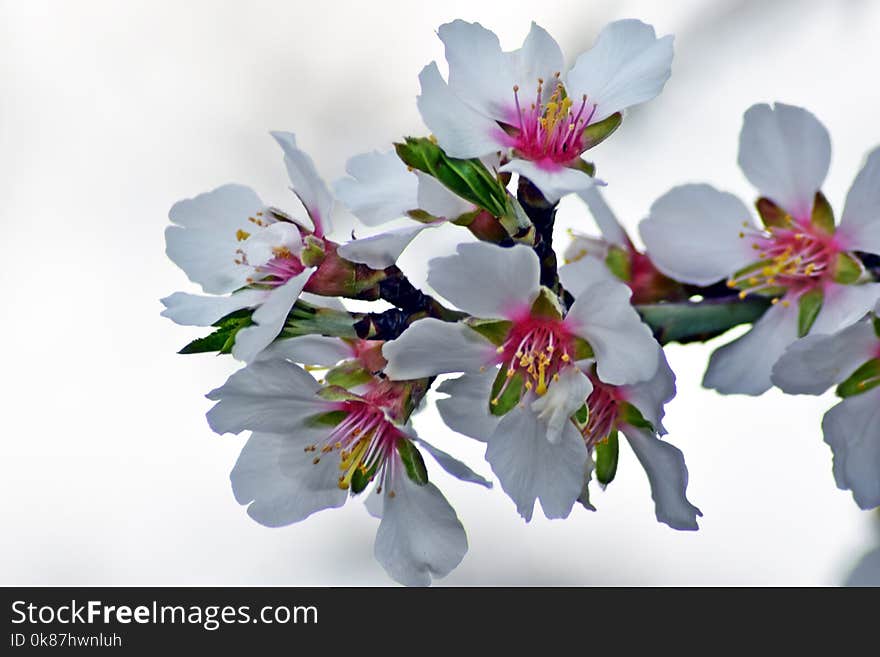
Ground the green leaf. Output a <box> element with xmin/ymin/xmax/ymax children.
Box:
<box><xmin>797</xmin><ymin>287</ymin><xmax>824</xmax><ymax>337</ymax></box>
<box><xmin>832</xmin><ymin>252</ymin><xmax>865</xmax><ymax>284</ymax></box>
<box><xmin>605</xmin><ymin>246</ymin><xmax>631</xmax><ymax>282</ymax></box>
<box><xmin>755</xmin><ymin>197</ymin><xmax>790</xmax><ymax>229</ymax></box>
<box><xmin>396</xmin><ymin>439</ymin><xmax>428</xmax><ymax>486</ymax></box>
<box><xmin>282</xmin><ymin>300</ymin><xmax>361</xmax><ymax>339</ymax></box>
<box><xmin>490</xmin><ymin>368</ymin><xmax>523</xmax><ymax>416</ymax></box>
<box><xmin>595</xmin><ymin>429</ymin><xmax>619</xmax><ymax>485</ymax></box>
<box><xmin>811</xmin><ymin>191</ymin><xmax>835</xmax><ymax>235</ymax></box>
<box><xmin>465</xmin><ymin>318</ymin><xmax>512</xmax><ymax>346</ymax></box>
<box><xmin>636</xmin><ymin>297</ymin><xmax>772</xmax><ymax>345</ymax></box>
<box><xmin>178</xmin><ymin>312</ymin><xmax>253</xmax><ymax>354</ymax></box>
<box><xmin>394</xmin><ymin>137</ymin><xmax>508</xmax><ymax>218</ymax></box>
<box><xmin>618</xmin><ymin>402</ymin><xmax>654</xmax><ymax>432</ymax></box>
<box><xmin>836</xmin><ymin>358</ymin><xmax>880</xmax><ymax>398</ymax></box>
<box><xmin>324</xmin><ymin>360</ymin><xmax>374</xmax><ymax>388</ymax></box>
<box><xmin>582</xmin><ymin>112</ymin><xmax>622</xmax><ymax>150</ymax></box>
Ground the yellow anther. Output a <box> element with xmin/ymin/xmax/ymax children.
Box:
<box><xmin>236</xmin><ymin>229</ymin><xmax>251</xmax><ymax>242</ymax></box>
<box><xmin>738</xmin><ymin>291</ymin><xmax>748</xmax><ymax>300</ymax></box>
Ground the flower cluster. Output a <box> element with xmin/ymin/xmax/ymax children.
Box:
<box><xmin>162</xmin><ymin>17</ymin><xmax>880</xmax><ymax>585</ymax></box>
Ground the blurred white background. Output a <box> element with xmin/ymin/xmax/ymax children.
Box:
<box><xmin>3</xmin><ymin>0</ymin><xmax>880</xmax><ymax>585</ymax></box>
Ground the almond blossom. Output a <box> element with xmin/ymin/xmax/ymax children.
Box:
<box><xmin>382</xmin><ymin>241</ymin><xmax>660</xmax><ymax>519</ymax></box>
<box><xmin>640</xmin><ymin>104</ymin><xmax>880</xmax><ymax>395</ymax></box>
<box><xmin>417</xmin><ymin>19</ymin><xmax>673</xmax><ymax>202</ymax></box>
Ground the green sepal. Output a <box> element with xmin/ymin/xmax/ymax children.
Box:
<box><xmin>396</xmin><ymin>439</ymin><xmax>428</xmax><ymax>486</ymax></box>
<box><xmin>582</xmin><ymin>112</ymin><xmax>622</xmax><ymax>150</ymax></box>
<box><xmin>316</xmin><ymin>385</ymin><xmax>362</xmax><ymax>403</ymax></box>
<box><xmin>349</xmin><ymin>460</ymin><xmax>380</xmax><ymax>495</ymax></box>
<box><xmin>178</xmin><ymin>309</ymin><xmax>252</xmax><ymax>354</ymax></box>
<box><xmin>325</xmin><ymin>360</ymin><xmax>374</xmax><ymax>388</ymax></box>
<box><xmin>595</xmin><ymin>429</ymin><xmax>619</xmax><ymax>486</ymax></box>
<box><xmin>299</xmin><ymin>234</ymin><xmax>326</xmax><ymax>267</ymax></box>
<box><xmin>619</xmin><ymin>402</ymin><xmax>654</xmax><ymax>432</ymax></box>
<box><xmin>490</xmin><ymin>368</ymin><xmax>523</xmax><ymax>417</ymax></box>
<box><xmin>797</xmin><ymin>287</ymin><xmax>824</xmax><ymax>337</ymax></box>
<box><xmin>755</xmin><ymin>197</ymin><xmax>790</xmax><ymax>229</ymax></box>
<box><xmin>449</xmin><ymin>209</ymin><xmax>481</xmax><ymax>226</ymax></box>
<box><xmin>281</xmin><ymin>300</ymin><xmax>360</xmax><ymax>339</ymax></box>
<box><xmin>836</xmin><ymin>358</ymin><xmax>880</xmax><ymax>398</ymax></box>
<box><xmin>306</xmin><ymin>410</ymin><xmax>348</xmax><ymax>428</ymax></box>
<box><xmin>832</xmin><ymin>252</ymin><xmax>865</xmax><ymax>284</ymax></box>
<box><xmin>573</xmin><ymin>337</ymin><xmax>594</xmax><ymax>361</ymax></box>
<box><xmin>530</xmin><ymin>286</ymin><xmax>565</xmax><ymax>320</ymax></box>
<box><xmin>573</xmin><ymin>403</ymin><xmax>589</xmax><ymax>427</ymax></box>
<box><xmin>811</xmin><ymin>191</ymin><xmax>836</xmax><ymax>235</ymax></box>
<box><xmin>874</xmin><ymin>315</ymin><xmax>880</xmax><ymax>338</ymax></box>
<box><xmin>636</xmin><ymin>297</ymin><xmax>771</xmax><ymax>345</ymax></box>
<box><xmin>605</xmin><ymin>245</ymin><xmax>632</xmax><ymax>282</ymax></box>
<box><xmin>465</xmin><ymin>318</ymin><xmax>512</xmax><ymax>346</ymax></box>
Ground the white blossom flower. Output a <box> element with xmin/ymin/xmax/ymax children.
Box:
<box><xmin>206</xmin><ymin>355</ymin><xmax>488</xmax><ymax>586</ymax></box>
<box><xmin>161</xmin><ymin>132</ymin><xmax>334</xmax><ymax>362</ymax></box>
<box><xmin>333</xmin><ymin>150</ymin><xmax>475</xmax><ymax>269</ymax></box>
<box><xmin>772</xmin><ymin>306</ymin><xmax>880</xmax><ymax>509</ymax></box>
<box><xmin>382</xmin><ymin>241</ymin><xmax>660</xmax><ymax>520</ymax></box>
<box><xmin>640</xmin><ymin>104</ymin><xmax>880</xmax><ymax>395</ymax></box>
<box><xmin>417</xmin><ymin>19</ymin><xmax>673</xmax><ymax>202</ymax></box>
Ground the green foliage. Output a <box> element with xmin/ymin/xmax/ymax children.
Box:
<box><xmin>636</xmin><ymin>297</ymin><xmax>771</xmax><ymax>345</ymax></box>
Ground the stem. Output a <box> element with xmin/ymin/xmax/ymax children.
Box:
<box><xmin>516</xmin><ymin>178</ymin><xmax>560</xmax><ymax>294</ymax></box>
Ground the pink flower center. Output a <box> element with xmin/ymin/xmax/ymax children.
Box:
<box><xmin>730</xmin><ymin>219</ymin><xmax>840</xmax><ymax>301</ymax></box>
<box><xmin>583</xmin><ymin>376</ymin><xmax>620</xmax><ymax>449</ymax></box>
<box><xmin>508</xmin><ymin>77</ymin><xmax>596</xmax><ymax>167</ymax></box>
<box><xmin>250</xmin><ymin>248</ymin><xmax>307</xmax><ymax>286</ymax></box>
<box><xmin>493</xmin><ymin>314</ymin><xmax>575</xmax><ymax>401</ymax></box>
<box><xmin>305</xmin><ymin>398</ymin><xmax>403</xmax><ymax>492</ymax></box>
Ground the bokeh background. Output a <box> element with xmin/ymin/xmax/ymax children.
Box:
<box><xmin>3</xmin><ymin>0</ymin><xmax>880</xmax><ymax>585</ymax></box>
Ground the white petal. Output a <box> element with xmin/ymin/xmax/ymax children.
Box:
<box><xmin>620</xmin><ymin>350</ymin><xmax>676</xmax><ymax>434</ymax></box>
<box><xmin>499</xmin><ymin>159</ymin><xmax>598</xmax><ymax>204</ymax></box>
<box><xmin>530</xmin><ymin>367</ymin><xmax>593</xmax><ymax>444</ymax></box>
<box><xmin>160</xmin><ymin>289</ymin><xmax>265</xmax><ymax>326</ymax></box>
<box><xmin>428</xmin><ymin>241</ymin><xmax>541</xmax><ymax>318</ymax></box>
<box><xmin>417</xmin><ymin>62</ymin><xmax>507</xmax><ymax>159</ymax></box>
<box><xmin>566</xmin><ymin>19</ymin><xmax>674</xmax><ymax>123</ymax></box>
<box><xmin>205</xmin><ymin>358</ymin><xmax>324</xmax><ymax>435</ymax></box>
<box><xmin>566</xmin><ymin>278</ymin><xmax>660</xmax><ymax>385</ymax></box>
<box><xmin>621</xmin><ymin>427</ymin><xmax>702</xmax><ymax>530</ymax></box>
<box><xmin>259</xmin><ymin>334</ymin><xmax>355</xmax><ymax>367</ymax></box>
<box><xmin>737</xmin><ymin>103</ymin><xmax>831</xmax><ymax>220</ymax></box>
<box><xmin>822</xmin><ymin>389</ymin><xmax>880</xmax><ymax>510</ymax></box>
<box><xmin>558</xmin><ymin>252</ymin><xmax>618</xmax><ymax>295</ymax></box>
<box><xmin>703</xmin><ymin>300</ymin><xmax>798</xmax><ymax>395</ymax></box>
<box><xmin>416</xmin><ymin>172</ymin><xmax>474</xmax><ymax>219</ymax></box>
<box><xmin>337</xmin><ymin>224</ymin><xmax>431</xmax><ymax>269</ymax></box>
<box><xmin>382</xmin><ymin>318</ymin><xmax>495</xmax><ymax>380</ymax></box>
<box><xmin>563</xmin><ymin>236</ymin><xmax>610</xmax><ymax>266</ymax></box>
<box><xmin>485</xmin><ymin>406</ymin><xmax>588</xmax><ymax>521</ymax></box>
<box><xmin>438</xmin><ymin>19</ymin><xmax>515</xmax><ymax>122</ymax></box>
<box><xmin>231</xmin><ymin>269</ymin><xmax>315</xmax><ymax>363</ymax></box>
<box><xmin>414</xmin><ymin>436</ymin><xmax>492</xmax><ymax>488</ymax></box>
<box><xmin>299</xmin><ymin>291</ymin><xmax>347</xmax><ymax>312</ymax></box>
<box><xmin>507</xmin><ymin>22</ymin><xmax>565</xmax><ymax>95</ymax></box>
<box><xmin>374</xmin><ymin>468</ymin><xmax>468</xmax><ymax>586</ymax></box>
<box><xmin>231</xmin><ymin>432</ymin><xmax>347</xmax><ymax>527</ymax></box>
<box><xmin>165</xmin><ymin>184</ymin><xmax>264</xmax><ymax>294</ymax></box>
<box><xmin>270</xmin><ymin>131</ymin><xmax>334</xmax><ymax>236</ymax></box>
<box><xmin>333</xmin><ymin>150</ymin><xmax>417</xmax><ymax>227</ymax></box>
<box><xmin>772</xmin><ymin>319</ymin><xmax>878</xmax><ymax>395</ymax></box>
<box><xmin>436</xmin><ymin>369</ymin><xmax>501</xmax><ymax>442</ymax></box>
<box><xmin>810</xmin><ymin>282</ymin><xmax>880</xmax><ymax>335</ymax></box>
<box><xmin>844</xmin><ymin>546</ymin><xmax>880</xmax><ymax>587</ymax></box>
<box><xmin>639</xmin><ymin>184</ymin><xmax>759</xmax><ymax>286</ymax></box>
<box><xmin>838</xmin><ymin>147</ymin><xmax>880</xmax><ymax>254</ymax></box>
<box><xmin>239</xmin><ymin>221</ymin><xmax>303</xmax><ymax>268</ymax></box>
<box><xmin>577</xmin><ymin>186</ymin><xmax>629</xmax><ymax>247</ymax></box>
